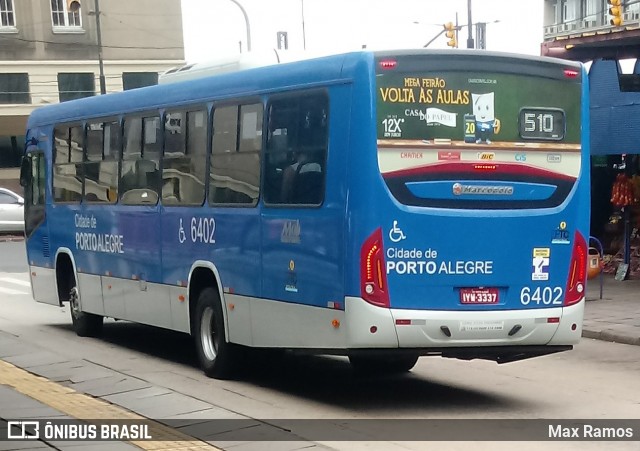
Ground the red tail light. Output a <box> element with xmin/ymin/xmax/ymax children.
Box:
<box><xmin>360</xmin><ymin>228</ymin><xmax>390</xmax><ymax>308</ymax></box>
<box><xmin>565</xmin><ymin>231</ymin><xmax>587</xmax><ymax>306</ymax></box>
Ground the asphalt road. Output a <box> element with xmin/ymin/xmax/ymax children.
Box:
<box><xmin>1</xmin><ymin>241</ymin><xmax>639</xmax><ymax>450</ymax></box>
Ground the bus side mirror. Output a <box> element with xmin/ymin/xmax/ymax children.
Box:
<box><xmin>19</xmin><ymin>156</ymin><xmax>30</xmax><ymax>188</ymax></box>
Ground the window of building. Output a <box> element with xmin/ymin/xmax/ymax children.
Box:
<box><xmin>122</xmin><ymin>72</ymin><xmax>159</xmax><ymax>90</ymax></box>
<box><xmin>53</xmin><ymin>125</ymin><xmax>83</xmax><ymax>203</ymax></box>
<box><xmin>84</xmin><ymin>120</ymin><xmax>119</xmax><ymax>203</ymax></box>
<box><xmin>264</xmin><ymin>92</ymin><xmax>328</xmax><ymax>206</ymax></box>
<box><xmin>562</xmin><ymin>0</ymin><xmax>577</xmax><ymax>22</ymax></box>
<box><xmin>51</xmin><ymin>0</ymin><xmax>82</xmax><ymax>29</ymax></box>
<box><xmin>0</xmin><ymin>73</ymin><xmax>30</xmax><ymax>104</ymax></box>
<box><xmin>120</xmin><ymin>114</ymin><xmax>160</xmax><ymax>205</ymax></box>
<box><xmin>583</xmin><ymin>0</ymin><xmax>598</xmax><ymax>20</ymax></box>
<box><xmin>0</xmin><ymin>0</ymin><xmax>15</xmax><ymax>28</ymax></box>
<box><xmin>58</xmin><ymin>73</ymin><xmax>94</xmax><ymax>102</ymax></box>
<box><xmin>210</xmin><ymin>102</ymin><xmax>262</xmax><ymax>206</ymax></box>
<box><xmin>162</xmin><ymin>109</ymin><xmax>207</xmax><ymax>206</ymax></box>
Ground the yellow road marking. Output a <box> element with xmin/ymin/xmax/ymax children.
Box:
<box><xmin>0</xmin><ymin>359</ymin><xmax>220</xmax><ymax>450</ymax></box>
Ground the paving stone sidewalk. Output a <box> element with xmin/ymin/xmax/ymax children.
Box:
<box><xmin>584</xmin><ymin>274</ymin><xmax>640</xmax><ymax>346</ymax></box>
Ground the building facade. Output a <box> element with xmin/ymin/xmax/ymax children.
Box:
<box><xmin>542</xmin><ymin>0</ymin><xmax>640</xmax><ymax>60</ymax></box>
<box><xmin>0</xmin><ymin>0</ymin><xmax>185</xmax><ymax>169</ymax></box>
<box><xmin>542</xmin><ymin>0</ymin><xmax>640</xmax><ymax>278</ymax></box>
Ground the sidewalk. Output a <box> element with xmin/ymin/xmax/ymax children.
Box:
<box><xmin>584</xmin><ymin>274</ymin><xmax>640</xmax><ymax>346</ymax></box>
<box><xmin>0</xmin><ymin>385</ymin><xmax>137</xmax><ymax>450</ymax></box>
<box><xmin>0</xmin><ymin>333</ymin><xmax>319</xmax><ymax>449</ymax></box>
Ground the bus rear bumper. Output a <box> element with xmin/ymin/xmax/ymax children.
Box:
<box><xmin>345</xmin><ymin>296</ymin><xmax>584</xmax><ymax>349</ymax></box>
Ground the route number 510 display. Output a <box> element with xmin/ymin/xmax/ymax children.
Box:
<box><xmin>518</xmin><ymin>107</ymin><xmax>565</xmax><ymax>141</ymax></box>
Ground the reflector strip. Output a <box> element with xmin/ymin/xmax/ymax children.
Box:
<box><xmin>396</xmin><ymin>319</ymin><xmax>411</xmax><ymax>325</ymax></box>
<box><xmin>547</xmin><ymin>317</ymin><xmax>560</xmax><ymax>323</ymax></box>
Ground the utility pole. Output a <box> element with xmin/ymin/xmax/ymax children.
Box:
<box><xmin>467</xmin><ymin>0</ymin><xmax>474</xmax><ymax>49</ymax></box>
<box><xmin>74</xmin><ymin>1</ymin><xmax>105</xmax><ymax>94</ymax></box>
<box><xmin>94</xmin><ymin>0</ymin><xmax>106</xmax><ymax>94</ymax></box>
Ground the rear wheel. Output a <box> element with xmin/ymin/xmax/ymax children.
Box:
<box><xmin>69</xmin><ymin>278</ymin><xmax>103</xmax><ymax>337</ymax></box>
<box><xmin>349</xmin><ymin>354</ymin><xmax>419</xmax><ymax>374</ymax></box>
<box><xmin>194</xmin><ymin>287</ymin><xmax>241</xmax><ymax>379</ymax></box>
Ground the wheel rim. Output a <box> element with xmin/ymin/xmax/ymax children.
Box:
<box><xmin>200</xmin><ymin>306</ymin><xmax>218</xmax><ymax>362</ymax></box>
<box><xmin>70</xmin><ymin>287</ymin><xmax>80</xmax><ymax>318</ymax></box>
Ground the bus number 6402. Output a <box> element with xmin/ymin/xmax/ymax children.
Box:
<box><xmin>190</xmin><ymin>217</ymin><xmax>216</xmax><ymax>244</ymax></box>
<box><xmin>520</xmin><ymin>286</ymin><xmax>563</xmax><ymax>305</ymax></box>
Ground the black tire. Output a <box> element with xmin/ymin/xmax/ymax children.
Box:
<box><xmin>69</xmin><ymin>276</ymin><xmax>103</xmax><ymax>337</ymax></box>
<box><xmin>349</xmin><ymin>354</ymin><xmax>419</xmax><ymax>375</ymax></box>
<box><xmin>194</xmin><ymin>287</ymin><xmax>241</xmax><ymax>379</ymax></box>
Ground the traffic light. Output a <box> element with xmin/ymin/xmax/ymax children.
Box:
<box><xmin>444</xmin><ymin>22</ymin><xmax>457</xmax><ymax>48</ymax></box>
<box><xmin>608</xmin><ymin>0</ymin><xmax>624</xmax><ymax>26</ymax></box>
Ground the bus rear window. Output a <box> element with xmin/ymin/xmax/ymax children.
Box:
<box><xmin>375</xmin><ymin>59</ymin><xmax>581</xmax><ymax>210</ymax></box>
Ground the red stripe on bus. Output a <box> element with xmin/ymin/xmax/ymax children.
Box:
<box><xmin>383</xmin><ymin>162</ymin><xmax>577</xmax><ymax>182</ymax></box>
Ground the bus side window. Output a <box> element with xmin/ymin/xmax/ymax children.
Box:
<box><xmin>120</xmin><ymin>115</ymin><xmax>160</xmax><ymax>205</ymax></box>
<box><xmin>53</xmin><ymin>124</ymin><xmax>83</xmax><ymax>203</ymax></box>
<box><xmin>162</xmin><ymin>109</ymin><xmax>207</xmax><ymax>206</ymax></box>
<box><xmin>264</xmin><ymin>92</ymin><xmax>328</xmax><ymax>206</ymax></box>
<box><xmin>84</xmin><ymin>121</ymin><xmax>119</xmax><ymax>203</ymax></box>
<box><xmin>209</xmin><ymin>102</ymin><xmax>261</xmax><ymax>206</ymax></box>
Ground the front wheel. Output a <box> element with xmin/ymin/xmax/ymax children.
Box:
<box><xmin>349</xmin><ymin>354</ymin><xmax>419</xmax><ymax>375</ymax></box>
<box><xmin>194</xmin><ymin>287</ymin><xmax>241</xmax><ymax>379</ymax></box>
<box><xmin>69</xmin><ymin>282</ymin><xmax>103</xmax><ymax>337</ymax></box>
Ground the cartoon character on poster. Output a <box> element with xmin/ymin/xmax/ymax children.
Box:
<box><xmin>469</xmin><ymin>92</ymin><xmax>501</xmax><ymax>144</ymax></box>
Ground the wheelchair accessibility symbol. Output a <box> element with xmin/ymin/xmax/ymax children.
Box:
<box><xmin>389</xmin><ymin>220</ymin><xmax>406</xmax><ymax>243</ymax></box>
<box><xmin>178</xmin><ymin>219</ymin><xmax>187</xmax><ymax>244</ymax></box>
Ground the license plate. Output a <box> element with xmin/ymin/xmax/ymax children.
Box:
<box><xmin>459</xmin><ymin>287</ymin><xmax>499</xmax><ymax>304</ymax></box>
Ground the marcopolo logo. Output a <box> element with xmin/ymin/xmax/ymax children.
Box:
<box><xmin>452</xmin><ymin>183</ymin><xmax>514</xmax><ymax>196</ymax></box>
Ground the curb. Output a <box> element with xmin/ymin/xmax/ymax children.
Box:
<box><xmin>582</xmin><ymin>329</ymin><xmax>640</xmax><ymax>346</ymax></box>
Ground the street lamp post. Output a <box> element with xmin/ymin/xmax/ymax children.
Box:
<box><xmin>228</xmin><ymin>0</ymin><xmax>252</xmax><ymax>52</ymax></box>
<box><xmin>301</xmin><ymin>0</ymin><xmax>306</xmax><ymax>50</ymax></box>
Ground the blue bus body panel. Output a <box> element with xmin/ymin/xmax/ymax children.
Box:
<box><xmin>25</xmin><ymin>53</ymin><xmax>360</xmax><ymax>309</ymax></box>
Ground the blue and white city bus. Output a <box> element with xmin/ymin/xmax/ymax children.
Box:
<box><xmin>20</xmin><ymin>50</ymin><xmax>589</xmax><ymax>378</ymax></box>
